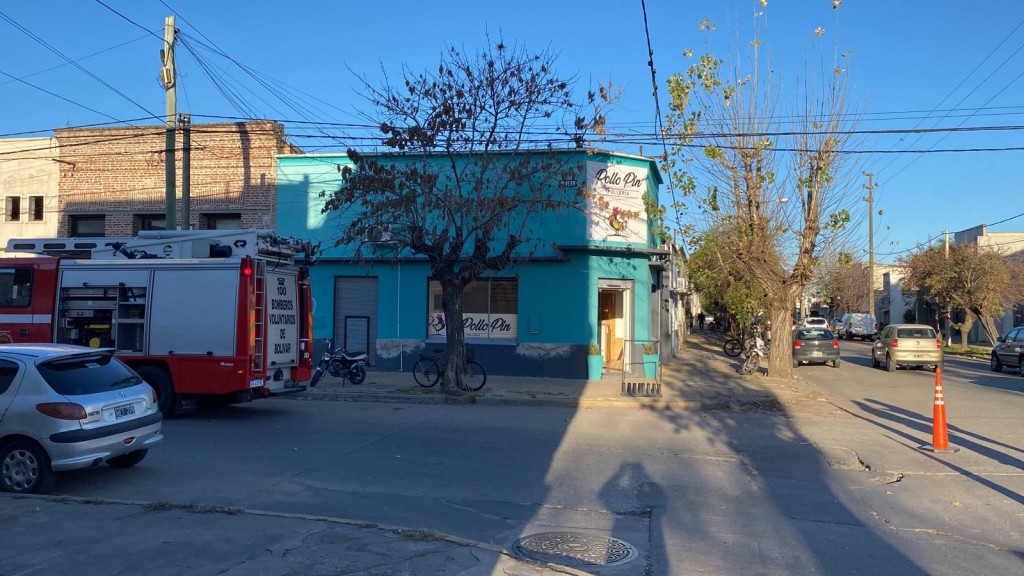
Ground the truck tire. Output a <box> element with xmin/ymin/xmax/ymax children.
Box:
<box><xmin>137</xmin><ymin>366</ymin><xmax>175</xmax><ymax>417</ymax></box>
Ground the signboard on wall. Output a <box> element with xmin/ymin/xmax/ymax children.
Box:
<box><xmin>585</xmin><ymin>161</ymin><xmax>648</xmax><ymax>243</ymax></box>
<box><xmin>427</xmin><ymin>313</ymin><xmax>517</xmax><ymax>339</ymax></box>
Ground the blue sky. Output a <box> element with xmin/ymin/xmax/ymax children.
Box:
<box><xmin>2</xmin><ymin>1</ymin><xmax>1023</xmax><ymax>264</ymax></box>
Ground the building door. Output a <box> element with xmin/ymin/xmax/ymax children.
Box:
<box><xmin>598</xmin><ymin>280</ymin><xmax>633</xmax><ymax>372</ymax></box>
<box><xmin>333</xmin><ymin>277</ymin><xmax>378</xmax><ymax>359</ymax></box>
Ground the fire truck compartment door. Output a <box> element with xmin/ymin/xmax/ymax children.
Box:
<box><xmin>149</xmin><ymin>269</ymin><xmax>238</xmax><ymax>356</ymax></box>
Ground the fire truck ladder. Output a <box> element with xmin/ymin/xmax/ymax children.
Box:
<box><xmin>252</xmin><ymin>259</ymin><xmax>267</xmax><ymax>372</ymax></box>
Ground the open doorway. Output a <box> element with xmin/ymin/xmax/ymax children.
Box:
<box><xmin>598</xmin><ymin>280</ymin><xmax>633</xmax><ymax>372</ymax></box>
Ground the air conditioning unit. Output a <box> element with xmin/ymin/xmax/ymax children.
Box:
<box><xmin>365</xmin><ymin>225</ymin><xmax>393</xmax><ymax>243</ymax></box>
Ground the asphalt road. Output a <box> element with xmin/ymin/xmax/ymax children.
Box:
<box><xmin>8</xmin><ymin>342</ymin><xmax>1023</xmax><ymax>575</ymax></box>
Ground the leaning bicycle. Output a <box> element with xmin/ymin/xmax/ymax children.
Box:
<box><xmin>413</xmin><ymin>349</ymin><xmax>487</xmax><ymax>391</ymax></box>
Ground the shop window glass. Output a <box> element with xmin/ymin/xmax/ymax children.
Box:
<box><xmin>427</xmin><ymin>279</ymin><xmax>518</xmax><ymax>340</ymax></box>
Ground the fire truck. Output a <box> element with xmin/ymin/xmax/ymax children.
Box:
<box><xmin>1</xmin><ymin>230</ymin><xmax>314</xmax><ymax>416</ymax></box>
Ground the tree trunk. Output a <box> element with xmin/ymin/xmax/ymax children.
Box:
<box><xmin>440</xmin><ymin>281</ymin><xmax>468</xmax><ymax>395</ymax></box>
<box><xmin>971</xmin><ymin>308</ymin><xmax>1000</xmax><ymax>346</ymax></box>
<box><xmin>767</xmin><ymin>305</ymin><xmax>795</xmax><ymax>380</ymax></box>
<box><xmin>953</xmin><ymin>314</ymin><xmax>975</xmax><ymax>348</ymax></box>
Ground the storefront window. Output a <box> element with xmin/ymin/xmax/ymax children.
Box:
<box><xmin>427</xmin><ymin>279</ymin><xmax>518</xmax><ymax>340</ymax></box>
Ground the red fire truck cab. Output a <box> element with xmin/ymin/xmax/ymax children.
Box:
<box><xmin>1</xmin><ymin>230</ymin><xmax>314</xmax><ymax>416</ymax></box>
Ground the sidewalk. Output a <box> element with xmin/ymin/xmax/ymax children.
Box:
<box><xmin>294</xmin><ymin>331</ymin><xmax>783</xmax><ymax>410</ymax></box>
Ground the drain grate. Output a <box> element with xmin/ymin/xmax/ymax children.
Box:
<box><xmin>512</xmin><ymin>531</ymin><xmax>638</xmax><ymax>567</ymax></box>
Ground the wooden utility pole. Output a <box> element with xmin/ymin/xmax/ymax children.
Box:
<box><xmin>180</xmin><ymin>113</ymin><xmax>191</xmax><ymax>229</ymax></box>
<box><xmin>161</xmin><ymin>16</ymin><xmax>177</xmax><ymax>230</ymax></box>
<box><xmin>864</xmin><ymin>173</ymin><xmax>875</xmax><ymax>321</ymax></box>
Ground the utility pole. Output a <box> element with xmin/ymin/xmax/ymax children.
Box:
<box><xmin>180</xmin><ymin>113</ymin><xmax>191</xmax><ymax>229</ymax></box>
<box><xmin>944</xmin><ymin>229</ymin><xmax>952</xmax><ymax>345</ymax></box>
<box><xmin>160</xmin><ymin>16</ymin><xmax>177</xmax><ymax>230</ymax></box>
<box><xmin>865</xmin><ymin>173</ymin><xmax>875</xmax><ymax>322</ymax></box>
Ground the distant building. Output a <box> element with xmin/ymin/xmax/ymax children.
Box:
<box><xmin>51</xmin><ymin>121</ymin><xmax>299</xmax><ymax>236</ymax></box>
<box><xmin>0</xmin><ymin>137</ymin><xmax>59</xmax><ymax>250</ymax></box>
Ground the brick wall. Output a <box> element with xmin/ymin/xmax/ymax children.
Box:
<box><xmin>54</xmin><ymin>121</ymin><xmax>292</xmax><ymax>236</ymax></box>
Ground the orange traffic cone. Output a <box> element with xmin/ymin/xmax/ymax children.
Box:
<box><xmin>922</xmin><ymin>367</ymin><xmax>959</xmax><ymax>453</ymax></box>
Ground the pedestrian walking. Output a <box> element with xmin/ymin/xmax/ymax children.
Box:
<box><xmin>697</xmin><ymin>311</ymin><xmax>706</xmax><ymax>331</ymax></box>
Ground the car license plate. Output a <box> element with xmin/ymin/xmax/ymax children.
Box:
<box><xmin>913</xmin><ymin>354</ymin><xmax>924</xmax><ymax>359</ymax></box>
<box><xmin>250</xmin><ymin>378</ymin><xmax>265</xmax><ymax>389</ymax></box>
<box><xmin>114</xmin><ymin>404</ymin><xmax>136</xmax><ymax>419</ymax></box>
<box><xmin>811</xmin><ymin>351</ymin><xmax>822</xmax><ymax>357</ymax></box>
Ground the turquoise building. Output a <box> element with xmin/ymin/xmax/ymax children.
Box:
<box><xmin>276</xmin><ymin>150</ymin><xmax>669</xmax><ymax>379</ymax></box>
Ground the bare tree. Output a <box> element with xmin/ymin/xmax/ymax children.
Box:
<box><xmin>322</xmin><ymin>39</ymin><xmax>611</xmax><ymax>392</ymax></box>
<box><xmin>664</xmin><ymin>16</ymin><xmax>864</xmax><ymax>378</ymax></box>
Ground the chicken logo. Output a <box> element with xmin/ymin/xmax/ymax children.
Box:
<box><xmin>607</xmin><ymin>206</ymin><xmax>629</xmax><ymax>234</ymax></box>
<box><xmin>427</xmin><ymin>313</ymin><xmax>446</xmax><ymax>335</ymax></box>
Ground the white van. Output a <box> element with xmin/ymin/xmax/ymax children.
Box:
<box><xmin>839</xmin><ymin>313</ymin><xmax>877</xmax><ymax>340</ymax></box>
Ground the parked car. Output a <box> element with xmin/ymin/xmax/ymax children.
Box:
<box><xmin>0</xmin><ymin>344</ymin><xmax>163</xmax><ymax>494</ymax></box>
<box><xmin>990</xmin><ymin>325</ymin><xmax>1024</xmax><ymax>376</ymax></box>
<box><xmin>871</xmin><ymin>324</ymin><xmax>942</xmax><ymax>372</ymax></box>
<box><xmin>839</xmin><ymin>312</ymin><xmax>878</xmax><ymax>340</ymax></box>
<box><xmin>792</xmin><ymin>328</ymin><xmax>841</xmax><ymax>368</ymax></box>
<box><xmin>801</xmin><ymin>317</ymin><xmax>830</xmax><ymax>329</ymax></box>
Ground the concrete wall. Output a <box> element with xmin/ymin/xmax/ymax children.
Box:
<box><xmin>0</xmin><ymin>137</ymin><xmax>59</xmax><ymax>249</ymax></box>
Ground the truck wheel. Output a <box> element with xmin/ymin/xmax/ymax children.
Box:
<box><xmin>137</xmin><ymin>366</ymin><xmax>175</xmax><ymax>417</ymax></box>
<box><xmin>0</xmin><ymin>440</ymin><xmax>55</xmax><ymax>494</ymax></box>
<box><xmin>107</xmin><ymin>450</ymin><xmax>148</xmax><ymax>469</ymax></box>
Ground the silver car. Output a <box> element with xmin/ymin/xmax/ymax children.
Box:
<box><xmin>0</xmin><ymin>344</ymin><xmax>163</xmax><ymax>494</ymax></box>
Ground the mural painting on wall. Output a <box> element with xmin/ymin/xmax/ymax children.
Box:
<box><xmin>427</xmin><ymin>313</ymin><xmax>518</xmax><ymax>339</ymax></box>
<box><xmin>585</xmin><ymin>161</ymin><xmax>648</xmax><ymax>243</ymax></box>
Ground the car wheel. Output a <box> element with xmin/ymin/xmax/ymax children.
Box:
<box><xmin>886</xmin><ymin>354</ymin><xmax>896</xmax><ymax>372</ymax></box>
<box><xmin>107</xmin><ymin>449</ymin><xmax>148</xmax><ymax>469</ymax></box>
<box><xmin>1018</xmin><ymin>358</ymin><xmax>1024</xmax><ymax>377</ymax></box>
<box><xmin>0</xmin><ymin>440</ymin><xmax>55</xmax><ymax>494</ymax></box>
<box><xmin>871</xmin><ymin>354</ymin><xmax>880</xmax><ymax>368</ymax></box>
<box><xmin>137</xmin><ymin>366</ymin><xmax>175</xmax><ymax>417</ymax></box>
<box><xmin>833</xmin><ymin>358</ymin><xmax>841</xmax><ymax>368</ymax></box>
<box><xmin>990</xmin><ymin>354</ymin><xmax>1003</xmax><ymax>372</ymax></box>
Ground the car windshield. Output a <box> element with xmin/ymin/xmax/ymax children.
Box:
<box><xmin>896</xmin><ymin>328</ymin><xmax>936</xmax><ymax>339</ymax></box>
<box><xmin>797</xmin><ymin>329</ymin><xmax>834</xmax><ymax>340</ymax></box>
<box><xmin>36</xmin><ymin>352</ymin><xmax>142</xmax><ymax>396</ymax></box>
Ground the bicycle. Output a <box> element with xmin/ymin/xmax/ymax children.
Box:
<box><xmin>413</xmin><ymin>348</ymin><xmax>487</xmax><ymax>391</ymax></box>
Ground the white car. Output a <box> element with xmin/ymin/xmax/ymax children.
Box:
<box><xmin>801</xmin><ymin>317</ymin><xmax>830</xmax><ymax>329</ymax></box>
<box><xmin>0</xmin><ymin>344</ymin><xmax>163</xmax><ymax>494</ymax></box>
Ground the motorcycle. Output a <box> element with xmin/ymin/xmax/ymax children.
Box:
<box><xmin>309</xmin><ymin>339</ymin><xmax>371</xmax><ymax>387</ymax></box>
<box><xmin>738</xmin><ymin>334</ymin><xmax>767</xmax><ymax>376</ymax></box>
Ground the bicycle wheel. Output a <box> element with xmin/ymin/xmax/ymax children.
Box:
<box><xmin>413</xmin><ymin>358</ymin><xmax>440</xmax><ymax>388</ymax></box>
<box><xmin>462</xmin><ymin>360</ymin><xmax>487</xmax><ymax>391</ymax></box>
<box><xmin>723</xmin><ymin>338</ymin><xmax>744</xmax><ymax>357</ymax></box>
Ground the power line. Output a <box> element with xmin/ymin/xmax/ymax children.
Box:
<box><xmin>0</xmin><ymin>9</ymin><xmax>158</xmax><ymax>119</ymax></box>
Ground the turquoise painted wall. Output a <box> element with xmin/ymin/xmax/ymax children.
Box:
<box><xmin>277</xmin><ymin>150</ymin><xmax>663</xmax><ymax>377</ymax></box>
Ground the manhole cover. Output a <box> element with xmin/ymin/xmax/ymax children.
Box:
<box><xmin>512</xmin><ymin>531</ymin><xmax>638</xmax><ymax>567</ymax></box>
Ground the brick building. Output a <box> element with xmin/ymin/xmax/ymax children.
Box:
<box><xmin>53</xmin><ymin>121</ymin><xmax>299</xmax><ymax>236</ymax></box>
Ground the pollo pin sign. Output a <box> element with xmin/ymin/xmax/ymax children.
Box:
<box><xmin>585</xmin><ymin>161</ymin><xmax>648</xmax><ymax>243</ymax></box>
